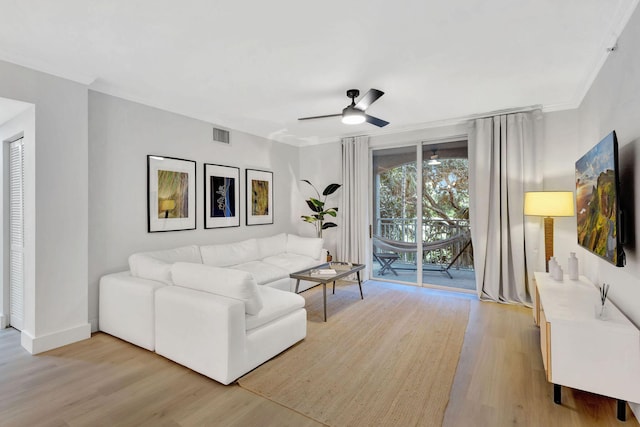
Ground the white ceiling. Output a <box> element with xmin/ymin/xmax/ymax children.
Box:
<box><xmin>0</xmin><ymin>1</ymin><xmax>637</xmax><ymax>145</ymax></box>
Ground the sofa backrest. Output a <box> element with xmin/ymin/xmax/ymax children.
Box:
<box><xmin>286</xmin><ymin>234</ymin><xmax>324</xmax><ymax>260</ymax></box>
<box><xmin>201</xmin><ymin>238</ymin><xmax>260</xmax><ymax>267</ymax></box>
<box><xmin>171</xmin><ymin>262</ymin><xmax>263</xmax><ymax>315</ymax></box>
<box><xmin>126</xmin><ymin>234</ymin><xmax>324</xmax><ymax>285</ymax></box>
<box><xmin>129</xmin><ymin>245</ymin><xmax>202</xmax><ymax>285</ymax></box>
<box><xmin>257</xmin><ymin>233</ymin><xmax>287</xmax><ymax>259</ymax></box>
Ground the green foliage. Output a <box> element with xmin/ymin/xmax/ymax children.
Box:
<box><xmin>301</xmin><ymin>180</ymin><xmax>341</xmax><ymax>237</ymax></box>
<box><xmin>378</xmin><ymin>158</ymin><xmax>469</xmax><ymax>221</ymax></box>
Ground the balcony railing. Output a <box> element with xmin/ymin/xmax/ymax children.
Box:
<box><xmin>375</xmin><ymin>218</ymin><xmax>473</xmax><ymax>269</ymax></box>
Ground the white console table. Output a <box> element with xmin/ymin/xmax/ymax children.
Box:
<box><xmin>534</xmin><ymin>272</ymin><xmax>640</xmax><ymax>421</ymax></box>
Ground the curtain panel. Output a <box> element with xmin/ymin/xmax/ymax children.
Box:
<box><xmin>468</xmin><ymin>111</ymin><xmax>543</xmax><ymax>305</ymax></box>
<box><xmin>339</xmin><ymin>136</ymin><xmax>370</xmax><ymax>277</ymax></box>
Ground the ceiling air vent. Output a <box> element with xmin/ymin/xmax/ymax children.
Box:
<box><xmin>212</xmin><ymin>127</ymin><xmax>230</xmax><ymax>144</ymax></box>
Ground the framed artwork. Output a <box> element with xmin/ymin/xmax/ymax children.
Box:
<box><xmin>147</xmin><ymin>155</ymin><xmax>196</xmax><ymax>232</ymax></box>
<box><xmin>204</xmin><ymin>163</ymin><xmax>240</xmax><ymax>229</ymax></box>
<box><xmin>246</xmin><ymin>169</ymin><xmax>273</xmax><ymax>225</ymax></box>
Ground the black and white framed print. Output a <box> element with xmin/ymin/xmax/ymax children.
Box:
<box><xmin>147</xmin><ymin>155</ymin><xmax>196</xmax><ymax>232</ymax></box>
<box><xmin>246</xmin><ymin>169</ymin><xmax>273</xmax><ymax>225</ymax></box>
<box><xmin>204</xmin><ymin>163</ymin><xmax>240</xmax><ymax>229</ymax></box>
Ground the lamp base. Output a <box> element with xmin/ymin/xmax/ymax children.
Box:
<box><xmin>544</xmin><ymin>217</ymin><xmax>554</xmax><ymax>273</ymax></box>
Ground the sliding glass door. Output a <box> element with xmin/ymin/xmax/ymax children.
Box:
<box><xmin>372</xmin><ymin>146</ymin><xmax>418</xmax><ymax>284</ymax></box>
<box><xmin>371</xmin><ymin>140</ymin><xmax>474</xmax><ymax>291</ymax></box>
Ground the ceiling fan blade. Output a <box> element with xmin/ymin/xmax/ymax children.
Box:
<box><xmin>298</xmin><ymin>113</ymin><xmax>342</xmax><ymax>121</ymax></box>
<box><xmin>355</xmin><ymin>89</ymin><xmax>384</xmax><ymax>110</ymax></box>
<box><xmin>365</xmin><ymin>114</ymin><xmax>389</xmax><ymax>127</ymax></box>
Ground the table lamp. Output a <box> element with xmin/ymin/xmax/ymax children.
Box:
<box><xmin>524</xmin><ymin>191</ymin><xmax>575</xmax><ymax>272</ymax></box>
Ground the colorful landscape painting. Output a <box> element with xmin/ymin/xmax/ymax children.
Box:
<box><xmin>251</xmin><ymin>179</ymin><xmax>269</xmax><ymax>215</ymax></box>
<box><xmin>575</xmin><ymin>132</ymin><xmax>618</xmax><ymax>265</ymax></box>
<box><xmin>157</xmin><ymin>170</ymin><xmax>189</xmax><ymax>218</ymax></box>
<box><xmin>211</xmin><ymin>176</ymin><xmax>236</xmax><ymax>218</ymax></box>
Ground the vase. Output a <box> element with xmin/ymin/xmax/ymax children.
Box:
<box><xmin>549</xmin><ymin>257</ymin><xmax>558</xmax><ymax>277</ymax></box>
<box><xmin>595</xmin><ymin>302</ymin><xmax>609</xmax><ymax>320</ymax></box>
<box><xmin>568</xmin><ymin>252</ymin><xmax>579</xmax><ymax>280</ymax></box>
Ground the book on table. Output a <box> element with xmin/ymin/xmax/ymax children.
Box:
<box><xmin>311</xmin><ymin>268</ymin><xmax>337</xmax><ymax>276</ymax></box>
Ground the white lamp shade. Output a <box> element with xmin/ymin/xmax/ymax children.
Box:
<box><xmin>524</xmin><ymin>191</ymin><xmax>575</xmax><ymax>217</ymax></box>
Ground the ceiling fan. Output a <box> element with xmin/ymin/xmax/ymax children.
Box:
<box><xmin>298</xmin><ymin>88</ymin><xmax>389</xmax><ymax>127</ymax></box>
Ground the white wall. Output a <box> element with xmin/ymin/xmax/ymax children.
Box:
<box><xmin>0</xmin><ymin>60</ymin><xmax>90</xmax><ymax>353</ymax></box>
<box><xmin>540</xmin><ymin>109</ymin><xmax>581</xmax><ymax>271</ymax></box>
<box><xmin>88</xmin><ymin>91</ymin><xmax>301</xmax><ymax>329</ymax></box>
<box><xmin>297</xmin><ymin>141</ymin><xmax>342</xmax><ymax>256</ymax></box>
<box><xmin>576</xmin><ymin>4</ymin><xmax>640</xmax><ymax>325</ymax></box>
<box><xmin>369</xmin><ymin>124</ymin><xmax>468</xmax><ymax>149</ymax></box>
<box><xmin>542</xmin><ymin>6</ymin><xmax>640</xmax><ymax>415</ymax></box>
<box><xmin>543</xmin><ymin>5</ymin><xmax>640</xmax><ymax>326</ymax></box>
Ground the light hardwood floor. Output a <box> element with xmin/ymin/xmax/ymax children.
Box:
<box><xmin>0</xmin><ymin>281</ymin><xmax>636</xmax><ymax>427</ymax></box>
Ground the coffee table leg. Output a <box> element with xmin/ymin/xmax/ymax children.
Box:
<box><xmin>323</xmin><ymin>282</ymin><xmax>327</xmax><ymax>322</ymax></box>
<box><xmin>332</xmin><ymin>281</ymin><xmax>336</xmax><ymax>294</ymax></box>
<box><xmin>295</xmin><ymin>279</ymin><xmax>301</xmax><ymax>293</ymax></box>
<box><xmin>357</xmin><ymin>271</ymin><xmax>363</xmax><ymax>299</ymax></box>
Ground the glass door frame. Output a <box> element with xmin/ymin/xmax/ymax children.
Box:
<box><xmin>368</xmin><ymin>135</ymin><xmax>468</xmax><ymax>290</ymax></box>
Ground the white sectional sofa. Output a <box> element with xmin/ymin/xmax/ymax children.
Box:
<box><xmin>99</xmin><ymin>233</ymin><xmax>325</xmax><ymax>385</ymax></box>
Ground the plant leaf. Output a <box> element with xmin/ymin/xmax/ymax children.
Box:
<box><xmin>322</xmin><ymin>222</ymin><xmax>338</xmax><ymax>230</ymax></box>
<box><xmin>301</xmin><ymin>216</ymin><xmax>317</xmax><ymax>223</ymax></box>
<box><xmin>325</xmin><ymin>210</ymin><xmax>337</xmax><ymax>217</ymax></box>
<box><xmin>322</xmin><ymin>183</ymin><xmax>341</xmax><ymax>196</ymax></box>
<box><xmin>306</xmin><ymin>199</ymin><xmax>323</xmax><ymax>213</ymax></box>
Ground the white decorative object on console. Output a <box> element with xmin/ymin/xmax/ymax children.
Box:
<box><xmin>549</xmin><ymin>257</ymin><xmax>558</xmax><ymax>278</ymax></box>
<box><xmin>534</xmin><ymin>272</ymin><xmax>640</xmax><ymax>421</ymax></box>
<box><xmin>568</xmin><ymin>252</ymin><xmax>579</xmax><ymax>280</ymax></box>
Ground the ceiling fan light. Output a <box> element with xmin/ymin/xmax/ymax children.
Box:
<box><xmin>342</xmin><ymin>106</ymin><xmax>366</xmax><ymax>125</ymax></box>
<box><xmin>427</xmin><ymin>152</ymin><xmax>441</xmax><ymax>166</ymax></box>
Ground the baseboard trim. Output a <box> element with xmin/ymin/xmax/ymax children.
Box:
<box><xmin>0</xmin><ymin>314</ymin><xmax>6</xmax><ymax>329</ymax></box>
<box><xmin>21</xmin><ymin>323</ymin><xmax>91</xmax><ymax>354</ymax></box>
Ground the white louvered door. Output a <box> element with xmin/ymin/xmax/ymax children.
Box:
<box><xmin>9</xmin><ymin>138</ymin><xmax>24</xmax><ymax>331</ymax></box>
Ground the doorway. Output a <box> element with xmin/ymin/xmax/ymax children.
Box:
<box><xmin>371</xmin><ymin>140</ymin><xmax>474</xmax><ymax>291</ymax></box>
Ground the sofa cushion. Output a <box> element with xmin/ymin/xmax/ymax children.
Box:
<box><xmin>201</xmin><ymin>238</ymin><xmax>260</xmax><ymax>267</ymax></box>
<box><xmin>230</xmin><ymin>261</ymin><xmax>289</xmax><ymax>286</ymax></box>
<box><xmin>171</xmin><ymin>262</ymin><xmax>263</xmax><ymax>315</ymax></box>
<box><xmin>257</xmin><ymin>233</ymin><xmax>287</xmax><ymax>259</ymax></box>
<box><xmin>263</xmin><ymin>253</ymin><xmax>321</xmax><ymax>274</ymax></box>
<box><xmin>129</xmin><ymin>245</ymin><xmax>202</xmax><ymax>285</ymax></box>
<box><xmin>245</xmin><ymin>286</ymin><xmax>305</xmax><ymax>331</ymax></box>
<box><xmin>286</xmin><ymin>234</ymin><xmax>324</xmax><ymax>259</ymax></box>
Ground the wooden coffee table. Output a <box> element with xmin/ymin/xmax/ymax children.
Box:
<box><xmin>290</xmin><ymin>262</ymin><xmax>365</xmax><ymax>322</ymax></box>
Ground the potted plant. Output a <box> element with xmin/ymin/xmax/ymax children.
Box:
<box><xmin>300</xmin><ymin>180</ymin><xmax>341</xmax><ymax>239</ymax></box>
